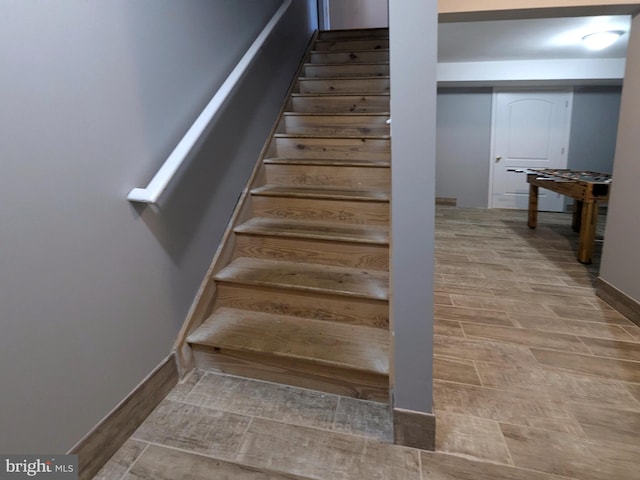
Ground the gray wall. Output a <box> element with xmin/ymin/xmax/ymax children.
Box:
<box><xmin>600</xmin><ymin>15</ymin><xmax>640</xmax><ymax>303</ymax></box>
<box><xmin>328</xmin><ymin>0</ymin><xmax>389</xmax><ymax>29</ymax></box>
<box><xmin>435</xmin><ymin>86</ymin><xmax>622</xmax><ymax>208</ymax></box>
<box><xmin>0</xmin><ymin>0</ymin><xmax>316</xmax><ymax>453</ymax></box>
<box><xmin>568</xmin><ymin>86</ymin><xmax>622</xmax><ymax>174</ymax></box>
<box><xmin>436</xmin><ymin>88</ymin><xmax>492</xmax><ymax>207</ymax></box>
<box><xmin>390</xmin><ymin>0</ymin><xmax>436</xmax><ymax>413</ymax></box>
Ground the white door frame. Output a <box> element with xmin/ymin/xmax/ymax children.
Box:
<box><xmin>488</xmin><ymin>87</ymin><xmax>574</xmax><ymax>209</ymax></box>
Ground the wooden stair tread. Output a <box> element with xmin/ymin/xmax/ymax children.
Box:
<box><xmin>263</xmin><ymin>157</ymin><xmax>390</xmax><ymax>167</ymax></box>
<box><xmin>302</xmin><ymin>65</ymin><xmax>390</xmax><ymax>79</ymax></box>
<box><xmin>315</xmin><ymin>38</ymin><xmax>389</xmax><ymax>44</ymax></box>
<box><xmin>250</xmin><ymin>185</ymin><xmax>390</xmax><ymax>202</ymax></box>
<box><xmin>310</xmin><ymin>48</ymin><xmax>390</xmax><ymax>54</ymax></box>
<box><xmin>298</xmin><ymin>76</ymin><xmax>390</xmax><ymax>81</ymax></box>
<box><xmin>274</xmin><ymin>133</ymin><xmax>390</xmax><ymax>140</ymax></box>
<box><xmin>315</xmin><ymin>38</ymin><xmax>389</xmax><ymax>43</ymax></box>
<box><xmin>304</xmin><ymin>62</ymin><xmax>389</xmax><ymax>67</ymax></box>
<box><xmin>282</xmin><ymin>112</ymin><xmax>390</xmax><ymax>117</ymax></box>
<box><xmin>214</xmin><ymin>257</ymin><xmax>389</xmax><ymax>300</ymax></box>
<box><xmin>188</xmin><ymin>307</ymin><xmax>389</xmax><ymax>375</ymax></box>
<box><xmin>291</xmin><ymin>93</ymin><xmax>390</xmax><ymax>98</ymax></box>
<box><xmin>319</xmin><ymin>27</ymin><xmax>388</xmax><ymax>34</ymax></box>
<box><xmin>309</xmin><ymin>50</ymin><xmax>389</xmax><ymax>64</ymax></box>
<box><xmin>318</xmin><ymin>28</ymin><xmax>389</xmax><ymax>38</ymax></box>
<box><xmin>234</xmin><ymin>217</ymin><xmax>389</xmax><ymax>244</ymax></box>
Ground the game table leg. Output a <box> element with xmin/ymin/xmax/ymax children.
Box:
<box><xmin>528</xmin><ymin>184</ymin><xmax>538</xmax><ymax>229</ymax></box>
<box><xmin>572</xmin><ymin>200</ymin><xmax>583</xmax><ymax>232</ymax></box>
<box><xmin>578</xmin><ymin>201</ymin><xmax>598</xmax><ymax>264</ymax></box>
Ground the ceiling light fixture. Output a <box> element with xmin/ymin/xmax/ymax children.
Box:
<box><xmin>582</xmin><ymin>30</ymin><xmax>623</xmax><ymax>50</ymax></box>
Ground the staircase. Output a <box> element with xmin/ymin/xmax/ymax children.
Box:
<box><xmin>182</xmin><ymin>28</ymin><xmax>390</xmax><ymax>403</ymax></box>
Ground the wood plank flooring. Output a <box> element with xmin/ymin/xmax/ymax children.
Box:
<box><xmin>97</xmin><ymin>206</ymin><xmax>639</xmax><ymax>480</ymax></box>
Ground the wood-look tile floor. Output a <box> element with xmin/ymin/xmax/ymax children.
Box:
<box><xmin>95</xmin><ymin>207</ymin><xmax>640</xmax><ymax>480</ymax></box>
<box><xmin>433</xmin><ymin>206</ymin><xmax>640</xmax><ymax>480</ymax></box>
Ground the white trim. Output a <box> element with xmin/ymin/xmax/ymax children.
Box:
<box><xmin>488</xmin><ymin>88</ymin><xmax>499</xmax><ymax>208</ymax></box>
<box><xmin>127</xmin><ymin>0</ymin><xmax>292</xmax><ymax>204</ymax></box>
<box><xmin>438</xmin><ymin>58</ymin><xmax>625</xmax><ymax>85</ymax></box>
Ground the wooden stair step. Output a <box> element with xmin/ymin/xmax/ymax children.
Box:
<box><xmin>290</xmin><ymin>94</ymin><xmax>390</xmax><ymax>114</ymax></box>
<box><xmin>234</xmin><ymin>232</ymin><xmax>389</xmax><ymax>270</ymax></box>
<box><xmin>216</xmin><ymin>283</ymin><xmax>388</xmax><ymax>329</ymax></box>
<box><xmin>188</xmin><ymin>307</ymin><xmax>389</xmax><ymax>375</ymax></box>
<box><xmin>264</xmin><ymin>163</ymin><xmax>390</xmax><ymax>191</ymax></box>
<box><xmin>251</xmin><ymin>185</ymin><xmax>389</xmax><ymax>202</ymax></box>
<box><xmin>296</xmin><ymin>77</ymin><xmax>390</xmax><ymax>94</ymax></box>
<box><xmin>283</xmin><ymin>112</ymin><xmax>389</xmax><ymax>116</ymax></box>
<box><xmin>235</xmin><ymin>218</ymin><xmax>389</xmax><ymax>244</ymax></box>
<box><xmin>214</xmin><ymin>257</ymin><xmax>389</xmax><ymax>300</ymax></box>
<box><xmin>318</xmin><ymin>28</ymin><xmax>389</xmax><ymax>41</ymax></box>
<box><xmin>251</xmin><ymin>194</ymin><xmax>389</xmax><ymax>225</ymax></box>
<box><xmin>310</xmin><ymin>50</ymin><xmax>389</xmax><ymax>64</ymax></box>
<box><xmin>263</xmin><ymin>157</ymin><xmax>390</xmax><ymax>167</ymax></box>
<box><xmin>279</xmin><ymin>113</ymin><xmax>390</xmax><ymax>136</ymax></box>
<box><xmin>272</xmin><ymin>135</ymin><xmax>390</xmax><ymax>160</ymax></box>
<box><xmin>303</xmin><ymin>63</ymin><xmax>390</xmax><ymax>78</ymax></box>
<box><xmin>297</xmin><ymin>75</ymin><xmax>390</xmax><ymax>80</ymax></box>
<box><xmin>188</xmin><ymin>307</ymin><xmax>389</xmax><ymax>401</ymax></box>
<box><xmin>274</xmin><ymin>133</ymin><xmax>390</xmax><ymax>140</ymax></box>
<box><xmin>313</xmin><ymin>38</ymin><xmax>389</xmax><ymax>51</ymax></box>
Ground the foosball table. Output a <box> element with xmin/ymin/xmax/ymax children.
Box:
<box><xmin>525</xmin><ymin>169</ymin><xmax>612</xmax><ymax>264</ymax></box>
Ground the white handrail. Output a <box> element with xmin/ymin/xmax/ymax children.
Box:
<box><xmin>127</xmin><ymin>0</ymin><xmax>292</xmax><ymax>204</ymax></box>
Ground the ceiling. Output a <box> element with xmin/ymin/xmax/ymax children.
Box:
<box><xmin>438</xmin><ymin>15</ymin><xmax>631</xmax><ymax>63</ymax></box>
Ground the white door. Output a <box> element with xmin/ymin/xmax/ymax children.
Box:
<box><xmin>490</xmin><ymin>90</ymin><xmax>573</xmax><ymax>211</ymax></box>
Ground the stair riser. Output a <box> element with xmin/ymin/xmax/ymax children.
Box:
<box><xmin>234</xmin><ymin>234</ymin><xmax>389</xmax><ymax>270</ymax></box>
<box><xmin>216</xmin><ymin>284</ymin><xmax>389</xmax><ymax>329</ymax></box>
<box><xmin>273</xmin><ymin>137</ymin><xmax>390</xmax><ymax>160</ymax></box>
<box><xmin>264</xmin><ymin>164</ymin><xmax>390</xmax><ymax>191</ymax></box>
<box><xmin>297</xmin><ymin>78</ymin><xmax>389</xmax><ymax>94</ymax></box>
<box><xmin>310</xmin><ymin>51</ymin><xmax>389</xmax><ymax>64</ymax></box>
<box><xmin>280</xmin><ymin>114</ymin><xmax>389</xmax><ymax>136</ymax></box>
<box><xmin>313</xmin><ymin>39</ymin><xmax>389</xmax><ymax>51</ymax></box>
<box><xmin>290</xmin><ymin>95</ymin><xmax>389</xmax><ymax>114</ymax></box>
<box><xmin>303</xmin><ymin>63</ymin><xmax>389</xmax><ymax>78</ymax></box>
<box><xmin>318</xmin><ymin>29</ymin><xmax>389</xmax><ymax>41</ymax></box>
<box><xmin>191</xmin><ymin>346</ymin><xmax>389</xmax><ymax>402</ymax></box>
<box><xmin>251</xmin><ymin>196</ymin><xmax>389</xmax><ymax>226</ymax></box>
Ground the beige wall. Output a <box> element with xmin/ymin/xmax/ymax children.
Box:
<box><xmin>600</xmin><ymin>13</ymin><xmax>640</xmax><ymax>302</ymax></box>
<box><xmin>439</xmin><ymin>0</ymin><xmax>640</xmax><ymax>15</ymax></box>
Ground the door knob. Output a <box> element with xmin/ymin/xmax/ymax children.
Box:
<box><xmin>495</xmin><ymin>156</ymin><xmax>502</xmax><ymax>162</ymax></box>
